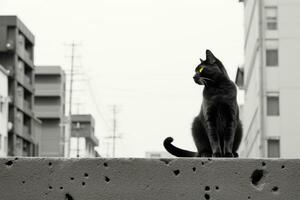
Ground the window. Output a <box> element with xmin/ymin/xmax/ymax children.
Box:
<box><xmin>267</xmin><ymin>95</ymin><xmax>279</xmax><ymax>116</ymax></box>
<box><xmin>0</xmin><ymin>95</ymin><xmax>3</xmax><ymax>112</ymax></box>
<box><xmin>150</xmin><ymin>153</ymin><xmax>161</xmax><ymax>158</ymax></box>
<box><xmin>266</xmin><ymin>7</ymin><xmax>278</xmax><ymax>30</ymax></box>
<box><xmin>266</xmin><ymin>49</ymin><xmax>278</xmax><ymax>66</ymax></box>
<box><xmin>267</xmin><ymin>139</ymin><xmax>280</xmax><ymax>158</ymax></box>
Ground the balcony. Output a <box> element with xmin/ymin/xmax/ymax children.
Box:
<box><xmin>0</xmin><ymin>158</ymin><xmax>299</xmax><ymax>199</ymax></box>
<box><xmin>35</xmin><ymin>83</ymin><xmax>63</xmax><ymax>96</ymax></box>
<box><xmin>35</xmin><ymin>104</ymin><xmax>61</xmax><ymax>118</ymax></box>
<box><xmin>23</xmin><ymin>100</ymin><xmax>32</xmax><ymax>115</ymax></box>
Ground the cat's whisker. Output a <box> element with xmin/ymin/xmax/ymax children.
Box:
<box><xmin>202</xmin><ymin>77</ymin><xmax>215</xmax><ymax>82</ymax></box>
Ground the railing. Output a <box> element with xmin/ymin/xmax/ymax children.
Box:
<box><xmin>35</xmin><ymin>83</ymin><xmax>62</xmax><ymax>96</ymax></box>
<box><xmin>0</xmin><ymin>158</ymin><xmax>298</xmax><ymax>200</ymax></box>
<box><xmin>34</xmin><ymin>105</ymin><xmax>61</xmax><ymax>118</ymax></box>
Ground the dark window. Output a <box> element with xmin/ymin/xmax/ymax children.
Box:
<box><xmin>267</xmin><ymin>139</ymin><xmax>280</xmax><ymax>158</ymax></box>
<box><xmin>266</xmin><ymin>7</ymin><xmax>278</xmax><ymax>30</ymax></box>
<box><xmin>267</xmin><ymin>21</ymin><xmax>277</xmax><ymax>30</ymax></box>
<box><xmin>266</xmin><ymin>49</ymin><xmax>278</xmax><ymax>66</ymax></box>
<box><xmin>267</xmin><ymin>96</ymin><xmax>279</xmax><ymax>116</ymax></box>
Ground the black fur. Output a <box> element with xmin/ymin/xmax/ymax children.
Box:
<box><xmin>164</xmin><ymin>50</ymin><xmax>242</xmax><ymax>157</ymax></box>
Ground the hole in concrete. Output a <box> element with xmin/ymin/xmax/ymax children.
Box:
<box><xmin>65</xmin><ymin>193</ymin><xmax>74</xmax><ymax>200</ymax></box>
<box><xmin>205</xmin><ymin>186</ymin><xmax>210</xmax><ymax>191</ymax></box>
<box><xmin>14</xmin><ymin>157</ymin><xmax>18</xmax><ymax>161</ymax></box>
<box><xmin>84</xmin><ymin>173</ymin><xmax>89</xmax><ymax>177</ymax></box>
<box><xmin>215</xmin><ymin>186</ymin><xmax>219</xmax><ymax>190</ymax></box>
<box><xmin>82</xmin><ymin>182</ymin><xmax>86</xmax><ymax>186</ymax></box>
<box><xmin>201</xmin><ymin>161</ymin><xmax>205</xmax><ymax>166</ymax></box>
<box><xmin>173</xmin><ymin>170</ymin><xmax>180</xmax><ymax>176</ymax></box>
<box><xmin>70</xmin><ymin>177</ymin><xmax>74</xmax><ymax>181</ymax></box>
<box><xmin>5</xmin><ymin>160</ymin><xmax>13</xmax><ymax>166</ymax></box>
<box><xmin>22</xmin><ymin>180</ymin><xmax>26</xmax><ymax>184</ymax></box>
<box><xmin>272</xmin><ymin>186</ymin><xmax>279</xmax><ymax>192</ymax></box>
<box><xmin>281</xmin><ymin>165</ymin><xmax>285</xmax><ymax>169</ymax></box>
<box><xmin>103</xmin><ymin>162</ymin><xmax>108</xmax><ymax>167</ymax></box>
<box><xmin>160</xmin><ymin>159</ymin><xmax>170</xmax><ymax>165</ymax></box>
<box><xmin>262</xmin><ymin>162</ymin><xmax>266</xmax><ymax>167</ymax></box>
<box><xmin>60</xmin><ymin>186</ymin><xmax>64</xmax><ymax>190</ymax></box>
<box><xmin>251</xmin><ymin>169</ymin><xmax>264</xmax><ymax>186</ymax></box>
<box><xmin>192</xmin><ymin>167</ymin><xmax>196</xmax><ymax>172</ymax></box>
<box><xmin>48</xmin><ymin>186</ymin><xmax>53</xmax><ymax>190</ymax></box>
<box><xmin>204</xmin><ymin>193</ymin><xmax>210</xmax><ymax>200</ymax></box>
<box><xmin>247</xmin><ymin>196</ymin><xmax>251</xmax><ymax>199</ymax></box>
<box><xmin>105</xmin><ymin>176</ymin><xmax>110</xmax><ymax>183</ymax></box>
<box><xmin>48</xmin><ymin>162</ymin><xmax>52</xmax><ymax>167</ymax></box>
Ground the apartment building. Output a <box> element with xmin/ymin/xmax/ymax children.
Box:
<box><xmin>70</xmin><ymin>114</ymin><xmax>99</xmax><ymax>157</ymax></box>
<box><xmin>145</xmin><ymin>151</ymin><xmax>174</xmax><ymax>158</ymax></box>
<box><xmin>0</xmin><ymin>65</ymin><xmax>9</xmax><ymax>156</ymax></box>
<box><xmin>0</xmin><ymin>16</ymin><xmax>41</xmax><ymax>156</ymax></box>
<box><xmin>34</xmin><ymin>66</ymin><xmax>67</xmax><ymax>157</ymax></box>
<box><xmin>236</xmin><ymin>0</ymin><xmax>300</xmax><ymax>158</ymax></box>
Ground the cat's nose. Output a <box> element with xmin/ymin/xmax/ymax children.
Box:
<box><xmin>193</xmin><ymin>75</ymin><xmax>197</xmax><ymax>81</ymax></box>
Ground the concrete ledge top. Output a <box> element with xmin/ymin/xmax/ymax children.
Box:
<box><xmin>0</xmin><ymin>158</ymin><xmax>299</xmax><ymax>200</ymax></box>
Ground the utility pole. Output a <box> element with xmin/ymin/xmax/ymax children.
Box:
<box><xmin>105</xmin><ymin>105</ymin><xmax>121</xmax><ymax>157</ymax></box>
<box><xmin>112</xmin><ymin>105</ymin><xmax>117</xmax><ymax>157</ymax></box>
<box><xmin>105</xmin><ymin>142</ymin><xmax>110</xmax><ymax>157</ymax></box>
<box><xmin>65</xmin><ymin>41</ymin><xmax>81</xmax><ymax>157</ymax></box>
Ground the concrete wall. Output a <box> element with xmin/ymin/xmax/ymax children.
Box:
<box><xmin>0</xmin><ymin>158</ymin><xmax>299</xmax><ymax>200</ymax></box>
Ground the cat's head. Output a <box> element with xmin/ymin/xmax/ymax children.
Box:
<box><xmin>193</xmin><ymin>50</ymin><xmax>227</xmax><ymax>86</ymax></box>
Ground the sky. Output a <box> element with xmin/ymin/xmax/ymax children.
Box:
<box><xmin>1</xmin><ymin>0</ymin><xmax>244</xmax><ymax>157</ymax></box>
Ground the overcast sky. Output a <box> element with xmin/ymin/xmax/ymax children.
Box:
<box><xmin>1</xmin><ymin>0</ymin><xmax>244</xmax><ymax>157</ymax></box>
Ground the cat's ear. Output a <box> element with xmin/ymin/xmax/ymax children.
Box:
<box><xmin>199</xmin><ymin>58</ymin><xmax>204</xmax><ymax>63</ymax></box>
<box><xmin>206</xmin><ymin>49</ymin><xmax>216</xmax><ymax>64</ymax></box>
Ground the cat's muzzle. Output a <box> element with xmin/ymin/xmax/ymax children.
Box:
<box><xmin>193</xmin><ymin>75</ymin><xmax>203</xmax><ymax>85</ymax></box>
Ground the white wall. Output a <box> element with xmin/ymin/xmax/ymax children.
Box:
<box><xmin>70</xmin><ymin>137</ymin><xmax>96</xmax><ymax>158</ymax></box>
<box><xmin>0</xmin><ymin>66</ymin><xmax>8</xmax><ymax>157</ymax></box>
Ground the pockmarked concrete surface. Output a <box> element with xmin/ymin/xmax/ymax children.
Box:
<box><xmin>0</xmin><ymin>158</ymin><xmax>299</xmax><ymax>200</ymax></box>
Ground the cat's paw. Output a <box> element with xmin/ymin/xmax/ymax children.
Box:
<box><xmin>224</xmin><ymin>152</ymin><xmax>234</xmax><ymax>157</ymax></box>
<box><xmin>212</xmin><ymin>152</ymin><xmax>222</xmax><ymax>157</ymax></box>
<box><xmin>233</xmin><ymin>152</ymin><xmax>239</xmax><ymax>158</ymax></box>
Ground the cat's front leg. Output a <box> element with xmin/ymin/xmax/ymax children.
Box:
<box><xmin>206</xmin><ymin>125</ymin><xmax>222</xmax><ymax>157</ymax></box>
<box><xmin>223</xmin><ymin>122</ymin><xmax>236</xmax><ymax>157</ymax></box>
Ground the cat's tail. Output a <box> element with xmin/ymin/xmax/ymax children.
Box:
<box><xmin>163</xmin><ymin>137</ymin><xmax>198</xmax><ymax>157</ymax></box>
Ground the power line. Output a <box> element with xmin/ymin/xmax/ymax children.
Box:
<box><xmin>77</xmin><ymin>58</ymin><xmax>112</xmax><ymax>130</ymax></box>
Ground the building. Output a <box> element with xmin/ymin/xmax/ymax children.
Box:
<box><xmin>0</xmin><ymin>65</ymin><xmax>9</xmax><ymax>156</ymax></box>
<box><xmin>0</xmin><ymin>16</ymin><xmax>41</xmax><ymax>156</ymax></box>
<box><xmin>34</xmin><ymin>66</ymin><xmax>67</xmax><ymax>157</ymax></box>
<box><xmin>236</xmin><ymin>0</ymin><xmax>300</xmax><ymax>158</ymax></box>
<box><xmin>145</xmin><ymin>151</ymin><xmax>174</xmax><ymax>158</ymax></box>
<box><xmin>70</xmin><ymin>114</ymin><xmax>99</xmax><ymax>157</ymax></box>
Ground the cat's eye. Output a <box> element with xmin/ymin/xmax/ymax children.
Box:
<box><xmin>198</xmin><ymin>67</ymin><xmax>204</xmax><ymax>73</ymax></box>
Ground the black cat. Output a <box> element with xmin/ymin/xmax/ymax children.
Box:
<box><xmin>164</xmin><ymin>50</ymin><xmax>242</xmax><ymax>157</ymax></box>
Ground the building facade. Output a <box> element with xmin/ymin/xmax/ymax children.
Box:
<box><xmin>145</xmin><ymin>151</ymin><xmax>174</xmax><ymax>158</ymax></box>
<box><xmin>237</xmin><ymin>0</ymin><xmax>300</xmax><ymax>158</ymax></box>
<box><xmin>70</xmin><ymin>114</ymin><xmax>99</xmax><ymax>157</ymax></box>
<box><xmin>0</xmin><ymin>16</ymin><xmax>40</xmax><ymax>156</ymax></box>
<box><xmin>0</xmin><ymin>65</ymin><xmax>9</xmax><ymax>156</ymax></box>
<box><xmin>34</xmin><ymin>66</ymin><xmax>66</xmax><ymax>157</ymax></box>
